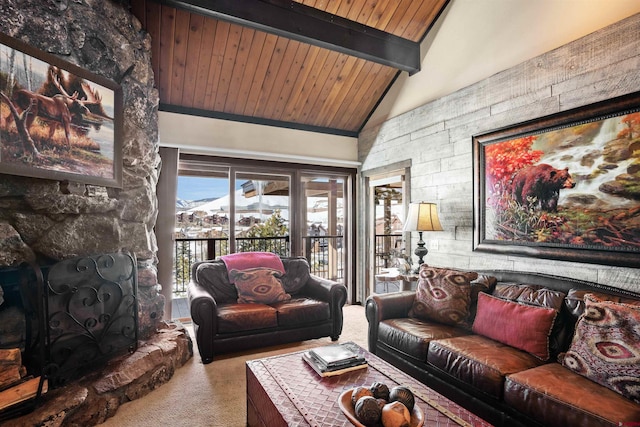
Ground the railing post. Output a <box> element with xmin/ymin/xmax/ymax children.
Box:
<box><xmin>207</xmin><ymin>238</ymin><xmax>215</xmax><ymax>260</ymax></box>
<box><xmin>304</xmin><ymin>237</ymin><xmax>311</xmax><ymax>263</ymax></box>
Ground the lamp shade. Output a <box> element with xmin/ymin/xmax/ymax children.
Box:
<box><xmin>403</xmin><ymin>202</ymin><xmax>443</xmax><ymax>232</ymax></box>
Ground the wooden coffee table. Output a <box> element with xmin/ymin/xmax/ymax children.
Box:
<box><xmin>246</xmin><ymin>342</ymin><xmax>492</xmax><ymax>427</ymax></box>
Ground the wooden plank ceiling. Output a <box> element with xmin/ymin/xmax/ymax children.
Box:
<box><xmin>130</xmin><ymin>0</ymin><xmax>449</xmax><ymax>136</ymax></box>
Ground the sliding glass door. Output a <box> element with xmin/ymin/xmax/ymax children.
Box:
<box><xmin>172</xmin><ymin>154</ymin><xmax>356</xmax><ymax>299</ymax></box>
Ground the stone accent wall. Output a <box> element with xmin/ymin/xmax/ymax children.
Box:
<box><xmin>358</xmin><ymin>13</ymin><xmax>640</xmax><ymax>300</ymax></box>
<box><xmin>0</xmin><ymin>0</ymin><xmax>164</xmax><ymax>338</ymax></box>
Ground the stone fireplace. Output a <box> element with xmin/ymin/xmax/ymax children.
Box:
<box><xmin>0</xmin><ymin>0</ymin><xmax>192</xmax><ymax>424</ymax></box>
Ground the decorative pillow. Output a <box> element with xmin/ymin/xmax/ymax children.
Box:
<box><xmin>560</xmin><ymin>294</ymin><xmax>640</xmax><ymax>403</ymax></box>
<box><xmin>408</xmin><ymin>267</ymin><xmax>478</xmax><ymax>326</ymax></box>
<box><xmin>492</xmin><ymin>283</ymin><xmax>568</xmax><ymax>356</ymax></box>
<box><xmin>228</xmin><ymin>268</ymin><xmax>291</xmax><ymax>304</ymax></box>
<box><xmin>472</xmin><ymin>292</ymin><xmax>557</xmax><ymax>360</ymax></box>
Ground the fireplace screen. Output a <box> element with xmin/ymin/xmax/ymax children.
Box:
<box><xmin>42</xmin><ymin>252</ymin><xmax>138</xmax><ymax>387</ymax></box>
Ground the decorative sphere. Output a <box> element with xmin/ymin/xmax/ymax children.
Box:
<box><xmin>354</xmin><ymin>396</ymin><xmax>382</xmax><ymax>426</ymax></box>
<box><xmin>351</xmin><ymin>386</ymin><xmax>374</xmax><ymax>407</ymax></box>
<box><xmin>381</xmin><ymin>401</ymin><xmax>411</xmax><ymax>427</ymax></box>
<box><xmin>370</xmin><ymin>381</ymin><xmax>390</xmax><ymax>400</ymax></box>
<box><xmin>389</xmin><ymin>386</ymin><xmax>415</xmax><ymax>412</ymax></box>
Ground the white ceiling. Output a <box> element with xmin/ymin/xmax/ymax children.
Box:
<box><xmin>367</xmin><ymin>0</ymin><xmax>640</xmax><ymax>129</ymax></box>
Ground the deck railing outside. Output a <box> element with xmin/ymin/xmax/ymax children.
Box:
<box><xmin>374</xmin><ymin>233</ymin><xmax>404</xmax><ymax>274</ymax></box>
<box><xmin>303</xmin><ymin>235</ymin><xmax>344</xmax><ymax>281</ymax></box>
<box><xmin>173</xmin><ymin>236</ymin><xmax>289</xmax><ymax>294</ymax></box>
<box><xmin>173</xmin><ymin>234</ymin><xmax>401</xmax><ymax>295</ymax></box>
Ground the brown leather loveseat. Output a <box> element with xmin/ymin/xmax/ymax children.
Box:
<box><xmin>366</xmin><ymin>266</ymin><xmax>640</xmax><ymax>427</ymax></box>
<box><xmin>188</xmin><ymin>254</ymin><xmax>347</xmax><ymax>363</ymax></box>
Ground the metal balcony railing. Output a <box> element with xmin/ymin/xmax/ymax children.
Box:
<box><xmin>374</xmin><ymin>233</ymin><xmax>404</xmax><ymax>274</ymax></box>
<box><xmin>173</xmin><ymin>236</ymin><xmax>289</xmax><ymax>295</ymax></box>
<box><xmin>303</xmin><ymin>235</ymin><xmax>344</xmax><ymax>281</ymax></box>
<box><xmin>173</xmin><ymin>235</ymin><xmax>349</xmax><ymax>295</ymax></box>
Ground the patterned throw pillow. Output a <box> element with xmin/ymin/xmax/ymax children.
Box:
<box><xmin>408</xmin><ymin>267</ymin><xmax>478</xmax><ymax>326</ymax></box>
<box><xmin>560</xmin><ymin>294</ymin><xmax>640</xmax><ymax>403</ymax></box>
<box><xmin>229</xmin><ymin>267</ymin><xmax>291</xmax><ymax>304</ymax></box>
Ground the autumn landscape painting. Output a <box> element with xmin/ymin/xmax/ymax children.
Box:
<box><xmin>480</xmin><ymin>106</ymin><xmax>640</xmax><ymax>259</ymax></box>
<box><xmin>0</xmin><ymin>35</ymin><xmax>121</xmax><ymax>187</ymax></box>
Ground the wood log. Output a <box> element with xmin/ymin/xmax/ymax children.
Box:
<box><xmin>0</xmin><ymin>349</ymin><xmax>23</xmax><ymax>389</ymax></box>
<box><xmin>0</xmin><ymin>377</ymin><xmax>47</xmax><ymax>412</ymax></box>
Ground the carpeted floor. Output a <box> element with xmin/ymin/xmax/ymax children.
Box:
<box><xmin>100</xmin><ymin>304</ymin><xmax>368</xmax><ymax>427</ymax></box>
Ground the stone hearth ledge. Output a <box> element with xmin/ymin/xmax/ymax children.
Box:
<box><xmin>5</xmin><ymin>322</ymin><xmax>193</xmax><ymax>427</ymax></box>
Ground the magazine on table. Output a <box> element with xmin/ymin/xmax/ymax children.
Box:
<box><xmin>309</xmin><ymin>343</ymin><xmax>365</xmax><ymax>367</ymax></box>
<box><xmin>303</xmin><ymin>342</ymin><xmax>367</xmax><ymax>377</ymax></box>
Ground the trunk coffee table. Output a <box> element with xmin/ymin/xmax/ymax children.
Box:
<box><xmin>246</xmin><ymin>342</ymin><xmax>492</xmax><ymax>427</ymax></box>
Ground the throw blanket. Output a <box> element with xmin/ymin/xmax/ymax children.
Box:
<box><xmin>220</xmin><ymin>252</ymin><xmax>285</xmax><ymax>280</ymax></box>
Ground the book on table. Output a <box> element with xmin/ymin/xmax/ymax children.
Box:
<box><xmin>303</xmin><ymin>343</ymin><xmax>367</xmax><ymax>377</ymax></box>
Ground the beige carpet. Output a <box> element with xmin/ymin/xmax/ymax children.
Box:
<box><xmin>100</xmin><ymin>304</ymin><xmax>368</xmax><ymax>427</ymax></box>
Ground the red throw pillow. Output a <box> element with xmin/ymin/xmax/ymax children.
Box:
<box><xmin>560</xmin><ymin>294</ymin><xmax>640</xmax><ymax>403</ymax></box>
<box><xmin>472</xmin><ymin>292</ymin><xmax>557</xmax><ymax>360</ymax></box>
<box><xmin>408</xmin><ymin>267</ymin><xmax>478</xmax><ymax>326</ymax></box>
<box><xmin>229</xmin><ymin>267</ymin><xmax>291</xmax><ymax>304</ymax></box>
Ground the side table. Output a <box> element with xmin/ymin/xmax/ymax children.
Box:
<box><xmin>375</xmin><ymin>268</ymin><xmax>418</xmax><ymax>292</ymax></box>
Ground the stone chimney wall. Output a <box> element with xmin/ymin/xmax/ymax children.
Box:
<box><xmin>0</xmin><ymin>0</ymin><xmax>164</xmax><ymax>338</ymax></box>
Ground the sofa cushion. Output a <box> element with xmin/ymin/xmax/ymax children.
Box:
<box><xmin>229</xmin><ymin>267</ymin><xmax>292</xmax><ymax>304</ymax></box>
<box><xmin>560</xmin><ymin>294</ymin><xmax>640</xmax><ymax>403</ymax></box>
<box><xmin>273</xmin><ymin>297</ymin><xmax>330</xmax><ymax>327</ymax></box>
<box><xmin>280</xmin><ymin>257</ymin><xmax>312</xmax><ymax>294</ymax></box>
<box><xmin>565</xmin><ymin>288</ymin><xmax>640</xmax><ymax>321</ymax></box>
<box><xmin>428</xmin><ymin>335</ymin><xmax>544</xmax><ymax>399</ymax></box>
<box><xmin>472</xmin><ymin>292</ymin><xmax>558</xmax><ymax>361</ymax></box>
<box><xmin>196</xmin><ymin>261</ymin><xmax>238</xmax><ymax>303</ymax></box>
<box><xmin>378</xmin><ymin>318</ymin><xmax>470</xmax><ymax>362</ymax></box>
<box><xmin>505</xmin><ymin>363</ymin><xmax>640</xmax><ymax>427</ymax></box>
<box><xmin>466</xmin><ymin>274</ymin><xmax>497</xmax><ymax>327</ymax></box>
<box><xmin>217</xmin><ymin>303</ymin><xmax>278</xmax><ymax>333</ymax></box>
<box><xmin>408</xmin><ymin>267</ymin><xmax>478</xmax><ymax>326</ymax></box>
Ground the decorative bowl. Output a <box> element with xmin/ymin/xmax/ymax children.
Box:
<box><xmin>338</xmin><ymin>387</ymin><xmax>424</xmax><ymax>427</ymax></box>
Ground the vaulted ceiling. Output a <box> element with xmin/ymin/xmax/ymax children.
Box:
<box><xmin>130</xmin><ymin>0</ymin><xmax>449</xmax><ymax>137</ymax></box>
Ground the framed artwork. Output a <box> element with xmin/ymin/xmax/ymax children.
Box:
<box><xmin>473</xmin><ymin>92</ymin><xmax>640</xmax><ymax>268</ymax></box>
<box><xmin>0</xmin><ymin>33</ymin><xmax>122</xmax><ymax>187</ymax></box>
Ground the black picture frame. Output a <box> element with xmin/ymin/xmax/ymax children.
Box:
<box><xmin>473</xmin><ymin>91</ymin><xmax>640</xmax><ymax>268</ymax></box>
<box><xmin>0</xmin><ymin>32</ymin><xmax>122</xmax><ymax>188</ymax></box>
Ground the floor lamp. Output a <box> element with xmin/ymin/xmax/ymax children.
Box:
<box><xmin>403</xmin><ymin>202</ymin><xmax>443</xmax><ymax>272</ymax></box>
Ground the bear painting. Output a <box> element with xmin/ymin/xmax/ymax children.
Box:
<box><xmin>511</xmin><ymin>163</ymin><xmax>576</xmax><ymax>212</ymax></box>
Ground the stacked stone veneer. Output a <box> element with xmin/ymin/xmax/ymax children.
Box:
<box><xmin>0</xmin><ymin>0</ymin><xmax>164</xmax><ymax>338</ymax></box>
<box><xmin>358</xmin><ymin>13</ymin><xmax>640</xmax><ymax>302</ymax></box>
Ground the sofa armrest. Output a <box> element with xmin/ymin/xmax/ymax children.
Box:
<box><xmin>365</xmin><ymin>291</ymin><xmax>416</xmax><ymax>353</ymax></box>
<box><xmin>302</xmin><ymin>274</ymin><xmax>348</xmax><ymax>339</ymax></box>
<box><xmin>187</xmin><ymin>280</ymin><xmax>218</xmax><ymax>363</ymax></box>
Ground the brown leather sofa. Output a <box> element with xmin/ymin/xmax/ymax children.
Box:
<box><xmin>188</xmin><ymin>256</ymin><xmax>347</xmax><ymax>363</ymax></box>
<box><xmin>365</xmin><ymin>269</ymin><xmax>640</xmax><ymax>427</ymax></box>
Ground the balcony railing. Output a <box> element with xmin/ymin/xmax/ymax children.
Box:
<box><xmin>303</xmin><ymin>235</ymin><xmax>344</xmax><ymax>281</ymax></box>
<box><xmin>374</xmin><ymin>233</ymin><xmax>404</xmax><ymax>274</ymax></box>
<box><xmin>173</xmin><ymin>235</ymin><xmax>346</xmax><ymax>295</ymax></box>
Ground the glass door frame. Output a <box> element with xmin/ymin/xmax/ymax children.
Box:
<box><xmin>178</xmin><ymin>153</ymin><xmax>357</xmax><ymax>300</ymax></box>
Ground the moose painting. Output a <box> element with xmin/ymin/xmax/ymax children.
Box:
<box><xmin>0</xmin><ymin>34</ymin><xmax>121</xmax><ymax>187</ymax></box>
<box><xmin>473</xmin><ymin>92</ymin><xmax>640</xmax><ymax>268</ymax></box>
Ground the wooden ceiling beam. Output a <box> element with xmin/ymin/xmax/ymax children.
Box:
<box><xmin>154</xmin><ymin>0</ymin><xmax>421</xmax><ymax>75</ymax></box>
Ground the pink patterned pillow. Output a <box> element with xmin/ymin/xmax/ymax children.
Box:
<box><xmin>408</xmin><ymin>267</ymin><xmax>478</xmax><ymax>326</ymax></box>
<box><xmin>560</xmin><ymin>294</ymin><xmax>640</xmax><ymax>403</ymax></box>
<box><xmin>229</xmin><ymin>268</ymin><xmax>291</xmax><ymax>304</ymax></box>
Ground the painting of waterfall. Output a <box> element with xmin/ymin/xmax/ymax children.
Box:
<box><xmin>473</xmin><ymin>92</ymin><xmax>640</xmax><ymax>268</ymax></box>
